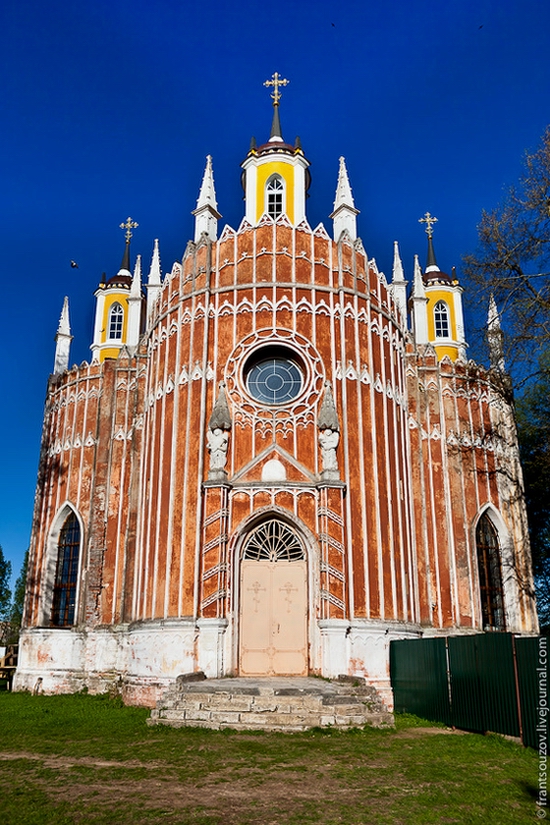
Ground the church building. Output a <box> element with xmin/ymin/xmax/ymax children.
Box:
<box><xmin>15</xmin><ymin>76</ymin><xmax>538</xmax><ymax>707</ymax></box>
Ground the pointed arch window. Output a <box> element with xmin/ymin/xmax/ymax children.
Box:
<box><xmin>476</xmin><ymin>513</ymin><xmax>506</xmax><ymax>631</ymax></box>
<box><xmin>108</xmin><ymin>303</ymin><xmax>124</xmax><ymax>340</ymax></box>
<box><xmin>434</xmin><ymin>301</ymin><xmax>450</xmax><ymax>338</ymax></box>
<box><xmin>266</xmin><ymin>176</ymin><xmax>284</xmax><ymax>219</ymax></box>
<box><xmin>51</xmin><ymin>512</ymin><xmax>81</xmax><ymax>627</ymax></box>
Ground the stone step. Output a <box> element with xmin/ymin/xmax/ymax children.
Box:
<box><xmin>148</xmin><ymin>675</ymin><xmax>394</xmax><ymax>732</ymax></box>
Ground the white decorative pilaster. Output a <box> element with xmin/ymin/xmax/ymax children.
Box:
<box><xmin>127</xmin><ymin>254</ymin><xmax>142</xmax><ymax>348</ymax></box>
<box><xmin>453</xmin><ymin>286</ymin><xmax>467</xmax><ymax>360</ymax></box>
<box><xmin>192</xmin><ymin>155</ymin><xmax>222</xmax><ymax>243</ymax></box>
<box><xmin>390</xmin><ymin>241</ymin><xmax>408</xmax><ymax>326</ymax></box>
<box><xmin>411</xmin><ymin>254</ymin><xmax>429</xmax><ymax>345</ymax></box>
<box><xmin>53</xmin><ymin>296</ymin><xmax>73</xmax><ymax>375</ymax></box>
<box><xmin>242</xmin><ymin>155</ymin><xmax>258</xmax><ymax>226</ymax></box>
<box><xmin>90</xmin><ymin>286</ymin><xmax>106</xmax><ymax>363</ymax></box>
<box><xmin>196</xmin><ymin>618</ymin><xmax>228</xmax><ymax>677</ymax></box>
<box><xmin>330</xmin><ymin>156</ymin><xmax>359</xmax><ymax>241</ymax></box>
<box><xmin>318</xmin><ymin>619</ymin><xmax>349</xmax><ymax>678</ymax></box>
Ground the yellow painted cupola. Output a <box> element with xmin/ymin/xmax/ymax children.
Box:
<box><xmin>411</xmin><ymin>213</ymin><xmax>467</xmax><ymax>361</ymax></box>
<box><xmin>91</xmin><ymin>217</ymin><xmax>144</xmax><ymax>363</ymax></box>
<box><xmin>241</xmin><ymin>73</ymin><xmax>311</xmax><ymax>227</ymax></box>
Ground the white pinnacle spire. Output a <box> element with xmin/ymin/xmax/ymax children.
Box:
<box><xmin>392</xmin><ymin>241</ymin><xmax>405</xmax><ymax>282</ymax></box>
<box><xmin>330</xmin><ymin>156</ymin><xmax>359</xmax><ymax>241</ymax></box>
<box><xmin>148</xmin><ymin>238</ymin><xmax>161</xmax><ymax>287</ymax></box>
<box><xmin>412</xmin><ymin>254</ymin><xmax>429</xmax><ymax>345</ymax></box>
<box><xmin>487</xmin><ymin>293</ymin><xmax>505</xmax><ymax>371</ymax></box>
<box><xmin>333</xmin><ymin>157</ymin><xmax>355</xmax><ymax>211</ymax></box>
<box><xmin>488</xmin><ymin>293</ymin><xmax>500</xmax><ymax>330</ymax></box>
<box><xmin>53</xmin><ymin>296</ymin><xmax>73</xmax><ymax>375</ymax></box>
<box><xmin>130</xmin><ymin>254</ymin><xmax>142</xmax><ymax>299</ymax></box>
<box><xmin>127</xmin><ymin>254</ymin><xmax>142</xmax><ymax>347</ymax></box>
<box><xmin>192</xmin><ymin>155</ymin><xmax>222</xmax><ymax>243</ymax></box>
<box><xmin>412</xmin><ymin>254</ymin><xmax>426</xmax><ymax>299</ymax></box>
<box><xmin>146</xmin><ymin>239</ymin><xmax>162</xmax><ymax>328</ymax></box>
<box><xmin>197</xmin><ymin>155</ymin><xmax>218</xmax><ymax>211</ymax></box>
<box><xmin>390</xmin><ymin>241</ymin><xmax>408</xmax><ymax>324</ymax></box>
<box><xmin>58</xmin><ymin>295</ymin><xmax>71</xmax><ymax>335</ymax></box>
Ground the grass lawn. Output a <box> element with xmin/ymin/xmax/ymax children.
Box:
<box><xmin>0</xmin><ymin>692</ymin><xmax>539</xmax><ymax>824</ymax></box>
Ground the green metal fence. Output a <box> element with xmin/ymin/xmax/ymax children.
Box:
<box><xmin>390</xmin><ymin>633</ymin><xmax>544</xmax><ymax>748</ymax></box>
<box><xmin>515</xmin><ymin>636</ymin><xmax>545</xmax><ymax>750</ymax></box>
<box><xmin>389</xmin><ymin>638</ymin><xmax>451</xmax><ymax>726</ymax></box>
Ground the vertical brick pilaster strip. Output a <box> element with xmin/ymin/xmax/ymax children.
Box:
<box><xmin>84</xmin><ymin>361</ymin><xmax>116</xmax><ymax>625</ymax></box>
<box><xmin>200</xmin><ymin>482</ymin><xmax>230</xmax><ymax>618</ymax></box>
<box><xmin>318</xmin><ymin>483</ymin><xmax>347</xmax><ymax>620</ymax></box>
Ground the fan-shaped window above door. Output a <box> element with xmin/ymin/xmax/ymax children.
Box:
<box><xmin>243</xmin><ymin>519</ymin><xmax>305</xmax><ymax>562</ymax></box>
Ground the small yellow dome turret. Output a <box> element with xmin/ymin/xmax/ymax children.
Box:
<box><xmin>416</xmin><ymin>213</ymin><xmax>466</xmax><ymax>361</ymax></box>
<box><xmin>91</xmin><ymin>218</ymin><xmax>144</xmax><ymax>363</ymax></box>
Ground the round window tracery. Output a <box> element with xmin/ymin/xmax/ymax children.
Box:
<box><xmin>243</xmin><ymin>519</ymin><xmax>305</xmax><ymax>562</ymax></box>
<box><xmin>224</xmin><ymin>328</ymin><xmax>325</xmax><ymax>437</ymax></box>
<box><xmin>244</xmin><ymin>347</ymin><xmax>304</xmax><ymax>406</ymax></box>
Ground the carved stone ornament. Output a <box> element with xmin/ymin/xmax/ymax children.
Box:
<box><xmin>318</xmin><ymin>381</ymin><xmax>340</xmax><ymax>431</ymax></box>
<box><xmin>318</xmin><ymin>382</ymin><xmax>340</xmax><ymax>479</ymax></box>
<box><xmin>208</xmin><ymin>381</ymin><xmax>232</xmax><ymax>430</ymax></box>
<box><xmin>207</xmin><ymin>382</ymin><xmax>231</xmax><ymax>480</ymax></box>
<box><xmin>207</xmin><ymin>428</ymin><xmax>229</xmax><ymax>477</ymax></box>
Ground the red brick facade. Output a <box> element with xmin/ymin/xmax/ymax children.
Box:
<box><xmin>16</xmin><ymin>156</ymin><xmax>538</xmax><ymax>707</ymax></box>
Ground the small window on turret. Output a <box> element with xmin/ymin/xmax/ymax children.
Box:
<box><xmin>266</xmin><ymin>176</ymin><xmax>284</xmax><ymax>218</ymax></box>
<box><xmin>434</xmin><ymin>301</ymin><xmax>450</xmax><ymax>338</ymax></box>
<box><xmin>108</xmin><ymin>303</ymin><xmax>124</xmax><ymax>340</ymax></box>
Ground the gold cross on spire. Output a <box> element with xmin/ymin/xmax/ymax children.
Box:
<box><xmin>419</xmin><ymin>212</ymin><xmax>438</xmax><ymax>238</ymax></box>
<box><xmin>120</xmin><ymin>216</ymin><xmax>139</xmax><ymax>243</ymax></box>
<box><xmin>263</xmin><ymin>72</ymin><xmax>289</xmax><ymax>106</ymax></box>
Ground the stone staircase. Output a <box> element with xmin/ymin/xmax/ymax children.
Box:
<box><xmin>148</xmin><ymin>674</ymin><xmax>394</xmax><ymax>732</ymax></box>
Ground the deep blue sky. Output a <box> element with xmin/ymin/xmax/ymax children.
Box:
<box><xmin>1</xmin><ymin>0</ymin><xmax>549</xmax><ymax>581</ymax></box>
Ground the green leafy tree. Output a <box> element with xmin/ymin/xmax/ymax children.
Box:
<box><xmin>464</xmin><ymin>126</ymin><xmax>550</xmax><ymax>379</ymax></box>
<box><xmin>8</xmin><ymin>550</ymin><xmax>28</xmax><ymax>642</ymax></box>
<box><xmin>0</xmin><ymin>546</ymin><xmax>12</xmax><ymax>645</ymax></box>
<box><xmin>464</xmin><ymin>128</ymin><xmax>550</xmax><ymax>631</ymax></box>
<box><xmin>0</xmin><ymin>546</ymin><xmax>12</xmax><ymax>622</ymax></box>
<box><xmin>516</xmin><ymin>352</ymin><xmax>550</xmax><ymax>630</ymax></box>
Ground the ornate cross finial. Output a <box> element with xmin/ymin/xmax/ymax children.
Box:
<box><xmin>419</xmin><ymin>211</ymin><xmax>438</xmax><ymax>238</ymax></box>
<box><xmin>263</xmin><ymin>72</ymin><xmax>289</xmax><ymax>106</ymax></box>
<box><xmin>120</xmin><ymin>217</ymin><xmax>139</xmax><ymax>243</ymax></box>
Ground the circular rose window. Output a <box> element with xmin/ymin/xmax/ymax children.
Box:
<box><xmin>244</xmin><ymin>348</ymin><xmax>304</xmax><ymax>405</ymax></box>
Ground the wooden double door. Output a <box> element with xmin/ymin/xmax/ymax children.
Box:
<box><xmin>239</xmin><ymin>557</ymin><xmax>308</xmax><ymax>676</ymax></box>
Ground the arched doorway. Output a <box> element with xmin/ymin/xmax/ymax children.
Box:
<box><xmin>239</xmin><ymin>519</ymin><xmax>308</xmax><ymax>676</ymax></box>
<box><xmin>476</xmin><ymin>512</ymin><xmax>506</xmax><ymax>631</ymax></box>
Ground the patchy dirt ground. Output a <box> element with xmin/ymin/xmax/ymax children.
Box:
<box><xmin>1</xmin><ymin>750</ymin><xmax>388</xmax><ymax>825</ymax></box>
<box><xmin>0</xmin><ymin>727</ymin><xmax>467</xmax><ymax>769</ymax></box>
<box><xmin>0</xmin><ymin>723</ymin><xmax>534</xmax><ymax>825</ymax></box>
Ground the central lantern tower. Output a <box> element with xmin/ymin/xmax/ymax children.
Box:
<box><xmin>241</xmin><ymin>73</ymin><xmax>310</xmax><ymax>227</ymax></box>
